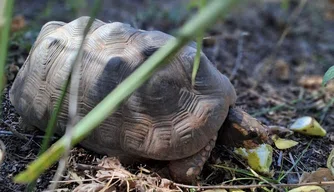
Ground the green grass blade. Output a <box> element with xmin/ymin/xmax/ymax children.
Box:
<box><xmin>191</xmin><ymin>0</ymin><xmax>206</xmax><ymax>86</ymax></box>
<box><xmin>323</xmin><ymin>65</ymin><xmax>334</xmax><ymax>86</ymax></box>
<box><xmin>39</xmin><ymin>0</ymin><xmax>102</xmax><ymax>160</ymax></box>
<box><xmin>192</xmin><ymin>34</ymin><xmax>204</xmax><ymax>86</ymax></box>
<box><xmin>0</xmin><ymin>0</ymin><xmax>15</xmax><ymax>109</ymax></box>
<box><xmin>14</xmin><ymin>0</ymin><xmax>240</xmax><ymax>183</ymax></box>
<box><xmin>39</xmin><ymin>77</ymin><xmax>70</xmax><ymax>154</ymax></box>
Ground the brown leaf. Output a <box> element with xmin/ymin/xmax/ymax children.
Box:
<box><xmin>298</xmin><ymin>75</ymin><xmax>334</xmax><ymax>93</ymax></box>
<box><xmin>11</xmin><ymin>15</ymin><xmax>26</xmax><ymax>32</ymax></box>
<box><xmin>300</xmin><ymin>168</ymin><xmax>334</xmax><ymax>192</ymax></box>
<box><xmin>73</xmin><ymin>182</ymin><xmax>115</xmax><ymax>192</ymax></box>
<box><xmin>273</xmin><ymin>59</ymin><xmax>289</xmax><ymax>81</ymax></box>
<box><xmin>96</xmin><ymin>157</ymin><xmax>133</xmax><ymax>181</ymax></box>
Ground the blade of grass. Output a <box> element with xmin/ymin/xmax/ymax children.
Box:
<box><xmin>212</xmin><ymin>164</ymin><xmax>277</xmax><ymax>183</ymax></box>
<box><xmin>277</xmin><ymin>140</ymin><xmax>312</xmax><ymax>182</ymax></box>
<box><xmin>39</xmin><ymin>78</ymin><xmax>70</xmax><ymax>155</ymax></box>
<box><xmin>48</xmin><ymin>1</ymin><xmax>103</xmax><ymax>190</ymax></box>
<box><xmin>191</xmin><ymin>0</ymin><xmax>206</xmax><ymax>86</ymax></box>
<box><xmin>192</xmin><ymin>34</ymin><xmax>204</xmax><ymax>86</ymax></box>
<box><xmin>0</xmin><ymin>0</ymin><xmax>14</xmax><ymax>109</ymax></box>
<box><xmin>14</xmin><ymin>0</ymin><xmax>240</xmax><ymax>183</ymax></box>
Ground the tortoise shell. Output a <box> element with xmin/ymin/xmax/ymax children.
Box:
<box><xmin>9</xmin><ymin>16</ymin><xmax>236</xmax><ymax>161</ymax></box>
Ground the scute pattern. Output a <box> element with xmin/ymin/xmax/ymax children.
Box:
<box><xmin>9</xmin><ymin>17</ymin><xmax>237</xmax><ymax>161</ymax></box>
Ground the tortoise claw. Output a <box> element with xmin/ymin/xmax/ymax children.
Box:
<box><xmin>168</xmin><ymin>137</ymin><xmax>217</xmax><ymax>184</ymax></box>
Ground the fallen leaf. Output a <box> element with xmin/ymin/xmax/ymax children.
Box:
<box><xmin>327</xmin><ymin>148</ymin><xmax>334</xmax><ymax>176</ymax></box>
<box><xmin>73</xmin><ymin>157</ymin><xmax>178</xmax><ymax>192</ymax></box>
<box><xmin>234</xmin><ymin>144</ymin><xmax>273</xmax><ymax>174</ymax></box>
<box><xmin>299</xmin><ymin>168</ymin><xmax>334</xmax><ymax>192</ymax></box>
<box><xmin>288</xmin><ymin>186</ymin><xmax>325</xmax><ymax>192</ymax></box>
<box><xmin>11</xmin><ymin>15</ymin><xmax>25</xmax><ymax>32</ymax></box>
<box><xmin>203</xmin><ymin>190</ymin><xmax>227</xmax><ymax>192</ymax></box>
<box><xmin>73</xmin><ymin>182</ymin><xmax>115</xmax><ymax>192</ymax></box>
<box><xmin>289</xmin><ymin>116</ymin><xmax>327</xmax><ymax>137</ymax></box>
<box><xmin>68</xmin><ymin>170</ymin><xmax>84</xmax><ymax>185</ymax></box>
<box><xmin>268</xmin><ymin>125</ymin><xmax>294</xmax><ymax>138</ymax></box>
<box><xmin>299</xmin><ymin>75</ymin><xmax>323</xmax><ymax>88</ymax></box>
<box><xmin>229</xmin><ymin>189</ymin><xmax>246</xmax><ymax>192</ymax></box>
<box><xmin>273</xmin><ymin>59</ymin><xmax>289</xmax><ymax>81</ymax></box>
<box><xmin>271</xmin><ymin>135</ymin><xmax>299</xmax><ymax>149</ymax></box>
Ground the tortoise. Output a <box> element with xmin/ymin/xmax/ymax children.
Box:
<box><xmin>9</xmin><ymin>17</ymin><xmax>276</xmax><ymax>184</ymax></box>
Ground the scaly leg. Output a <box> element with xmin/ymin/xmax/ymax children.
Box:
<box><xmin>168</xmin><ymin>136</ymin><xmax>217</xmax><ymax>184</ymax></box>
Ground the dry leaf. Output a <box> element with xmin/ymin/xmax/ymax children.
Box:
<box><xmin>268</xmin><ymin>125</ymin><xmax>294</xmax><ymax>138</ymax></box>
<box><xmin>298</xmin><ymin>75</ymin><xmax>323</xmax><ymax>88</ymax></box>
<box><xmin>68</xmin><ymin>170</ymin><xmax>84</xmax><ymax>185</ymax></box>
<box><xmin>289</xmin><ymin>116</ymin><xmax>327</xmax><ymax>137</ymax></box>
<box><xmin>299</xmin><ymin>168</ymin><xmax>334</xmax><ymax>192</ymax></box>
<box><xmin>234</xmin><ymin>144</ymin><xmax>273</xmax><ymax>174</ymax></box>
<box><xmin>273</xmin><ymin>59</ymin><xmax>289</xmax><ymax>81</ymax></box>
<box><xmin>272</xmin><ymin>135</ymin><xmax>299</xmax><ymax>150</ymax></box>
<box><xmin>288</xmin><ymin>186</ymin><xmax>325</xmax><ymax>192</ymax></box>
<box><xmin>73</xmin><ymin>157</ymin><xmax>178</xmax><ymax>192</ymax></box>
<box><xmin>95</xmin><ymin>157</ymin><xmax>133</xmax><ymax>180</ymax></box>
<box><xmin>229</xmin><ymin>189</ymin><xmax>246</xmax><ymax>192</ymax></box>
<box><xmin>73</xmin><ymin>182</ymin><xmax>115</xmax><ymax>192</ymax></box>
<box><xmin>11</xmin><ymin>15</ymin><xmax>26</xmax><ymax>32</ymax></box>
<box><xmin>327</xmin><ymin>148</ymin><xmax>334</xmax><ymax>176</ymax></box>
<box><xmin>298</xmin><ymin>75</ymin><xmax>334</xmax><ymax>93</ymax></box>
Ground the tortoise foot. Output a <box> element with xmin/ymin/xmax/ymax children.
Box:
<box><xmin>168</xmin><ymin>137</ymin><xmax>216</xmax><ymax>184</ymax></box>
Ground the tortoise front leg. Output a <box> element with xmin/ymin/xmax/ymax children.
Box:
<box><xmin>168</xmin><ymin>136</ymin><xmax>217</xmax><ymax>184</ymax></box>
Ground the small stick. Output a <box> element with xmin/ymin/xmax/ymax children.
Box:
<box><xmin>0</xmin><ymin>130</ymin><xmax>58</xmax><ymax>140</ymax></box>
<box><xmin>230</xmin><ymin>31</ymin><xmax>249</xmax><ymax>80</ymax></box>
<box><xmin>174</xmin><ymin>181</ymin><xmax>334</xmax><ymax>190</ymax></box>
<box><xmin>74</xmin><ymin>163</ymin><xmax>104</xmax><ymax>171</ymax></box>
<box><xmin>3</xmin><ymin>121</ymin><xmax>30</xmax><ymax>141</ymax></box>
<box><xmin>289</xmin><ymin>152</ymin><xmax>301</xmax><ymax>179</ymax></box>
<box><xmin>277</xmin><ymin>151</ymin><xmax>283</xmax><ymax>167</ymax></box>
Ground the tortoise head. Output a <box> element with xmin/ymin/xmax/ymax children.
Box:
<box><xmin>217</xmin><ymin>106</ymin><xmax>272</xmax><ymax>149</ymax></box>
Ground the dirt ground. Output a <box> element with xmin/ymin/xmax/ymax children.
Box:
<box><xmin>1</xmin><ymin>0</ymin><xmax>334</xmax><ymax>191</ymax></box>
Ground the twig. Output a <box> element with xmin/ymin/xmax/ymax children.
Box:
<box><xmin>289</xmin><ymin>152</ymin><xmax>301</xmax><ymax>180</ymax></box>
<box><xmin>248</xmin><ymin>167</ymin><xmax>281</xmax><ymax>191</ymax></box>
<box><xmin>174</xmin><ymin>181</ymin><xmax>334</xmax><ymax>190</ymax></box>
<box><xmin>230</xmin><ymin>31</ymin><xmax>249</xmax><ymax>80</ymax></box>
<box><xmin>0</xmin><ymin>130</ymin><xmax>58</xmax><ymax>140</ymax></box>
<box><xmin>74</xmin><ymin>163</ymin><xmax>104</xmax><ymax>171</ymax></box>
<box><xmin>3</xmin><ymin>121</ymin><xmax>29</xmax><ymax>141</ymax></box>
<box><xmin>277</xmin><ymin>150</ymin><xmax>283</xmax><ymax>167</ymax></box>
<box><xmin>278</xmin><ymin>140</ymin><xmax>312</xmax><ymax>182</ymax></box>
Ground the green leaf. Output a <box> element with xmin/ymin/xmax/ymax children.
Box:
<box><xmin>323</xmin><ymin>65</ymin><xmax>334</xmax><ymax>86</ymax></box>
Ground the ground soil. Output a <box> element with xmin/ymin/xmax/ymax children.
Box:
<box><xmin>1</xmin><ymin>0</ymin><xmax>334</xmax><ymax>191</ymax></box>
